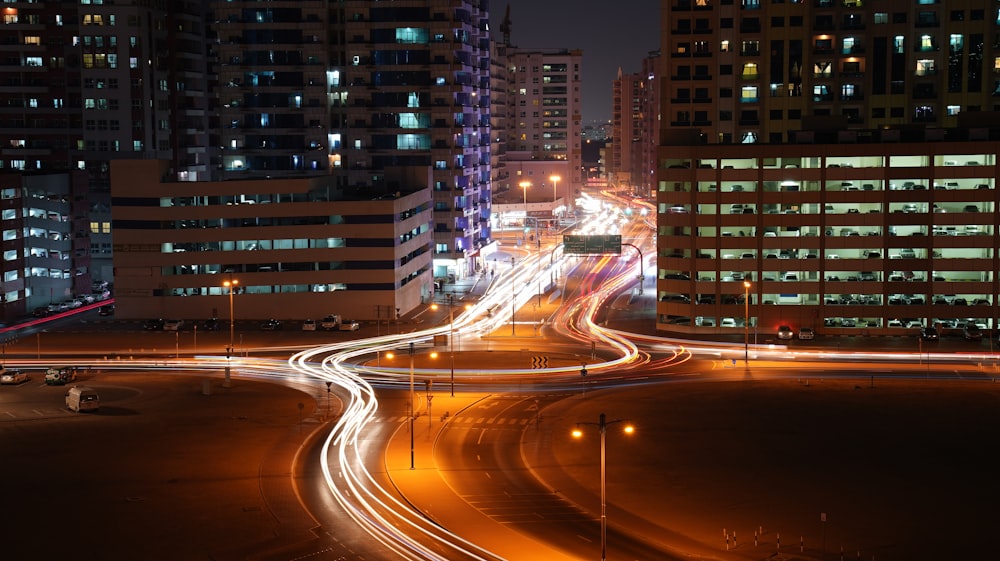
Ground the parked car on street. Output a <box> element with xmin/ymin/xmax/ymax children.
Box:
<box><xmin>302</xmin><ymin>319</ymin><xmax>317</xmax><ymax>331</ymax></box>
<box><xmin>320</xmin><ymin>315</ymin><xmax>341</xmax><ymax>330</ymax></box>
<box><xmin>163</xmin><ymin>319</ymin><xmax>185</xmax><ymax>331</ymax></box>
<box><xmin>45</xmin><ymin>367</ymin><xmax>76</xmax><ymax>385</ymax></box>
<box><xmin>797</xmin><ymin>327</ymin><xmax>815</xmax><ymax>340</ymax></box>
<box><xmin>777</xmin><ymin>325</ymin><xmax>794</xmax><ymax>340</ymax></box>
<box><xmin>0</xmin><ymin>369</ymin><xmax>28</xmax><ymax>385</ymax></box>
<box><xmin>143</xmin><ymin>318</ymin><xmax>165</xmax><ymax>331</ymax></box>
<box><xmin>338</xmin><ymin>320</ymin><xmax>360</xmax><ymax>331</ymax></box>
<box><xmin>261</xmin><ymin>319</ymin><xmax>282</xmax><ymax>331</ymax></box>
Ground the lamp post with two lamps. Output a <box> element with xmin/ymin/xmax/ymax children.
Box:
<box><xmin>743</xmin><ymin>280</ymin><xmax>751</xmax><ymax>364</ymax></box>
<box><xmin>223</xmin><ymin>277</ymin><xmax>239</xmax><ymax>387</ymax></box>
<box><xmin>572</xmin><ymin>413</ymin><xmax>635</xmax><ymax>561</ymax></box>
<box><xmin>384</xmin><ymin>346</ymin><xmax>416</xmax><ymax>469</ymax></box>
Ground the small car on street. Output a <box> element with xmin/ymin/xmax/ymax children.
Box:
<box><xmin>261</xmin><ymin>319</ymin><xmax>282</xmax><ymax>331</ymax></box>
<box><xmin>797</xmin><ymin>327</ymin><xmax>815</xmax><ymax>340</ymax></box>
<box><xmin>777</xmin><ymin>325</ymin><xmax>794</xmax><ymax>340</ymax></box>
<box><xmin>0</xmin><ymin>369</ymin><xmax>29</xmax><ymax>385</ymax></box>
<box><xmin>45</xmin><ymin>367</ymin><xmax>77</xmax><ymax>385</ymax></box>
<box><xmin>338</xmin><ymin>320</ymin><xmax>360</xmax><ymax>331</ymax></box>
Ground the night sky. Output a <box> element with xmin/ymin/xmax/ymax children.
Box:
<box><xmin>490</xmin><ymin>0</ymin><xmax>661</xmax><ymax>124</ymax></box>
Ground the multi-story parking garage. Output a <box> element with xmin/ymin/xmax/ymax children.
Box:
<box><xmin>655</xmin><ymin>130</ymin><xmax>1000</xmax><ymax>338</ymax></box>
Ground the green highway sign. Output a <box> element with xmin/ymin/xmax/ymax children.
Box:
<box><xmin>563</xmin><ymin>234</ymin><xmax>622</xmax><ymax>254</ymax></box>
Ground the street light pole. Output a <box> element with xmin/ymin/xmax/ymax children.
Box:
<box><xmin>409</xmin><ymin>341</ymin><xmax>415</xmax><ymax>470</ymax></box>
<box><xmin>449</xmin><ymin>299</ymin><xmax>456</xmax><ymax>396</ymax></box>
<box><xmin>743</xmin><ymin>280</ymin><xmax>751</xmax><ymax>364</ymax></box>
<box><xmin>520</xmin><ymin>180</ymin><xmax>531</xmax><ymax>245</ymax></box>
<box><xmin>573</xmin><ymin>413</ymin><xmax>634</xmax><ymax>561</ymax></box>
<box><xmin>550</xmin><ymin>174</ymin><xmax>560</xmax><ymax>204</ymax></box>
<box><xmin>223</xmin><ymin>277</ymin><xmax>239</xmax><ymax>387</ymax></box>
<box><xmin>511</xmin><ymin>256</ymin><xmax>516</xmax><ymax>336</ymax></box>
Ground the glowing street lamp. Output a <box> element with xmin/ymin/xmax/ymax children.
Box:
<box><xmin>743</xmin><ymin>280</ymin><xmax>751</xmax><ymax>364</ymax></box>
<box><xmin>572</xmin><ymin>413</ymin><xmax>635</xmax><ymax>561</ymax></box>
<box><xmin>222</xmin><ymin>277</ymin><xmax>239</xmax><ymax>387</ymax></box>
<box><xmin>549</xmin><ymin>174</ymin><xmax>561</xmax><ymax>203</ymax></box>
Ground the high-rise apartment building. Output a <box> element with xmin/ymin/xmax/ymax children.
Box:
<box><xmin>659</xmin><ymin>0</ymin><xmax>998</xmax><ymax>143</ymax></box>
<box><xmin>0</xmin><ymin>2</ymin><xmax>213</xmax><ymax>322</ymax></box>
<box><xmin>610</xmin><ymin>51</ymin><xmax>659</xmax><ymax>198</ymax></box>
<box><xmin>502</xmin><ymin>48</ymin><xmax>582</xmax><ymax>208</ymax></box>
<box><xmin>655</xmin><ymin>1</ymin><xmax>1000</xmax><ymax>337</ymax></box>
<box><xmin>213</xmin><ymin>0</ymin><xmax>493</xmax><ymax>281</ymax></box>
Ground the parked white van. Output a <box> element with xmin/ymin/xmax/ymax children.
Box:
<box><xmin>65</xmin><ymin>386</ymin><xmax>99</xmax><ymax>412</ymax></box>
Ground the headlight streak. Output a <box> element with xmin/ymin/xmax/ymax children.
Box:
<box><xmin>288</xmin><ymin>343</ymin><xmax>504</xmax><ymax>561</ymax></box>
<box><xmin>269</xmin><ymin>243</ymin><xmax>659</xmax><ymax>560</ymax></box>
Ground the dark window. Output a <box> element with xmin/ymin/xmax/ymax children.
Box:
<box><xmin>721</xmin><ymin>18</ymin><xmax>734</xmax><ymax>28</ymax></box>
<box><xmin>970</xmin><ymin>9</ymin><xmax>984</xmax><ymax>20</ymax></box>
<box><xmin>789</xmin><ymin>109</ymin><xmax>801</xmax><ymax>119</ymax></box>
<box><xmin>771</xmin><ymin>16</ymin><xmax>784</xmax><ymax>27</ymax></box>
<box><xmin>770</xmin><ymin>109</ymin><xmax>782</xmax><ymax>119</ymax></box>
<box><xmin>720</xmin><ymin>110</ymin><xmax>732</xmax><ymax>121</ymax></box>
<box><xmin>720</xmin><ymin>88</ymin><xmax>733</xmax><ymax>98</ymax></box>
<box><xmin>872</xmin><ymin>107</ymin><xmax>886</xmax><ymax>118</ymax></box>
<box><xmin>950</xmin><ymin>10</ymin><xmax>964</xmax><ymax>21</ymax></box>
<box><xmin>790</xmin><ymin>16</ymin><xmax>803</xmax><ymax>26</ymax></box>
<box><xmin>720</xmin><ymin>64</ymin><xmax>733</xmax><ymax>75</ymax></box>
<box><xmin>890</xmin><ymin>107</ymin><xmax>904</xmax><ymax>118</ymax></box>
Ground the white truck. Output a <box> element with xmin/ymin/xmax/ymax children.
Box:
<box><xmin>65</xmin><ymin>386</ymin><xmax>100</xmax><ymax>412</ymax></box>
<box><xmin>320</xmin><ymin>315</ymin><xmax>341</xmax><ymax>330</ymax></box>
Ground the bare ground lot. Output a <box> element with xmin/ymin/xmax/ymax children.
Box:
<box><xmin>533</xmin><ymin>378</ymin><xmax>1000</xmax><ymax>561</ymax></box>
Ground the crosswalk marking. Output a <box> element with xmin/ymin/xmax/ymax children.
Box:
<box><xmin>374</xmin><ymin>415</ymin><xmax>533</xmax><ymax>427</ymax></box>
